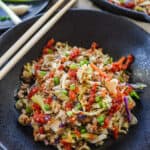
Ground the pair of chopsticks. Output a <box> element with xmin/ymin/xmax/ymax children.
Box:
<box><xmin>0</xmin><ymin>0</ymin><xmax>22</xmax><ymax>24</ymax></box>
<box><xmin>0</xmin><ymin>0</ymin><xmax>77</xmax><ymax>80</ymax></box>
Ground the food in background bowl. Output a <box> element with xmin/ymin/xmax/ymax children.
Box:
<box><xmin>108</xmin><ymin>0</ymin><xmax>150</xmax><ymax>15</ymax></box>
<box><xmin>16</xmin><ymin>39</ymin><xmax>146</xmax><ymax>150</ymax></box>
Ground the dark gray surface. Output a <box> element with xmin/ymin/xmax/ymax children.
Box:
<box><xmin>0</xmin><ymin>9</ymin><xmax>150</xmax><ymax>150</ymax></box>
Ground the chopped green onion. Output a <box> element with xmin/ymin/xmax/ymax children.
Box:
<box><xmin>0</xmin><ymin>16</ymin><xmax>10</xmax><ymax>21</ymax></box>
<box><xmin>70</xmin><ymin>84</ymin><xmax>76</xmax><ymax>90</ymax></box>
<box><xmin>62</xmin><ymin>90</ymin><xmax>68</xmax><ymax>96</ymax></box>
<box><xmin>130</xmin><ymin>91</ymin><xmax>139</xmax><ymax>100</ymax></box>
<box><xmin>70</xmin><ymin>63</ymin><xmax>78</xmax><ymax>70</ymax></box>
<box><xmin>54</xmin><ymin>77</ymin><xmax>60</xmax><ymax>85</ymax></box>
<box><xmin>72</xmin><ymin>134</ymin><xmax>76</xmax><ymax>139</ymax></box>
<box><xmin>135</xmin><ymin>6</ymin><xmax>144</xmax><ymax>12</ymax></box>
<box><xmin>119</xmin><ymin>0</ymin><xmax>125</xmax><ymax>4</ymax></box>
<box><xmin>39</xmin><ymin>70</ymin><xmax>47</xmax><ymax>77</ymax></box>
<box><xmin>119</xmin><ymin>75</ymin><xmax>124</xmax><ymax>82</ymax></box>
<box><xmin>76</xmin><ymin>103</ymin><xmax>82</xmax><ymax>110</ymax></box>
<box><xmin>98</xmin><ymin>101</ymin><xmax>107</xmax><ymax>109</ymax></box>
<box><xmin>65</xmin><ymin>52</ymin><xmax>69</xmax><ymax>56</ymax></box>
<box><xmin>67</xmin><ymin>111</ymin><xmax>73</xmax><ymax>117</ymax></box>
<box><xmin>62</xmin><ymin>134</ymin><xmax>67</xmax><ymax>139</ymax></box>
<box><xmin>80</xmin><ymin>127</ymin><xmax>87</xmax><ymax>133</ymax></box>
<box><xmin>98</xmin><ymin>101</ymin><xmax>103</xmax><ymax>108</ymax></box>
<box><xmin>80</xmin><ymin>60</ymin><xmax>89</xmax><ymax>66</ymax></box>
<box><xmin>25</xmin><ymin>106</ymin><xmax>32</xmax><ymax>114</ymax></box>
<box><xmin>48</xmin><ymin>49</ymin><xmax>53</xmax><ymax>54</ymax></box>
<box><xmin>97</xmin><ymin>115</ymin><xmax>105</xmax><ymax>126</ymax></box>
<box><xmin>44</xmin><ymin>104</ymin><xmax>50</xmax><ymax>111</ymax></box>
<box><xmin>128</xmin><ymin>96</ymin><xmax>133</xmax><ymax>102</ymax></box>
<box><xmin>104</xmin><ymin>57</ymin><xmax>113</xmax><ymax>66</ymax></box>
<box><xmin>95</xmin><ymin>96</ymin><xmax>102</xmax><ymax>102</ymax></box>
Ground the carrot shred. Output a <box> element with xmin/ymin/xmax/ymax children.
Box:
<box><xmin>90</xmin><ymin>63</ymin><xmax>107</xmax><ymax>78</ymax></box>
<box><xmin>121</xmin><ymin>55</ymin><xmax>134</xmax><ymax>70</ymax></box>
<box><xmin>73</xmin><ymin>130</ymin><xmax>81</xmax><ymax>138</ymax></box>
<box><xmin>128</xmin><ymin>101</ymin><xmax>135</xmax><ymax>109</ymax></box>
<box><xmin>112</xmin><ymin>55</ymin><xmax>134</xmax><ymax>72</ymax></box>
<box><xmin>117</xmin><ymin>56</ymin><xmax>126</xmax><ymax>65</ymax></box>
<box><xmin>100</xmin><ymin>89</ymin><xmax>108</xmax><ymax>97</ymax></box>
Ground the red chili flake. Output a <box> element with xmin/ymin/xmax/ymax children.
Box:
<box><xmin>34</xmin><ymin>64</ymin><xmax>40</xmax><ymax>71</ymax></box>
<box><xmin>69</xmin><ymin>48</ymin><xmax>80</xmax><ymax>60</ymax></box>
<box><xmin>46</xmin><ymin>38</ymin><xmax>55</xmax><ymax>48</ymax></box>
<box><xmin>33</xmin><ymin>113</ymin><xmax>47</xmax><ymax>124</ymax></box>
<box><xmin>49</xmin><ymin>71</ymin><xmax>54</xmax><ymax>78</ymax></box>
<box><xmin>69</xmin><ymin>90</ymin><xmax>76</xmax><ymax>101</ymax></box>
<box><xmin>109</xmin><ymin>100</ymin><xmax>122</xmax><ymax>115</ymax></box>
<box><xmin>91</xmin><ymin>83</ymin><xmax>98</xmax><ymax>92</ymax></box>
<box><xmin>58</xmin><ymin>64</ymin><xmax>64</xmax><ymax>70</ymax></box>
<box><xmin>60</xmin><ymin>140</ymin><xmax>72</xmax><ymax>150</ymax></box>
<box><xmin>39</xmin><ymin>127</ymin><xmax>44</xmax><ymax>134</ymax></box>
<box><xmin>89</xmin><ymin>96</ymin><xmax>95</xmax><ymax>105</ymax></box>
<box><xmin>103</xmin><ymin>117</ymin><xmax>110</xmax><ymax>128</ymax></box>
<box><xmin>65</xmin><ymin>101</ymin><xmax>73</xmax><ymax>110</ymax></box>
<box><xmin>32</xmin><ymin>103</ymin><xmax>41</xmax><ymax>111</ymax></box>
<box><xmin>113</xmin><ymin>126</ymin><xmax>119</xmax><ymax>139</ymax></box>
<box><xmin>42</xmin><ymin>47</ymin><xmax>54</xmax><ymax>55</ymax></box>
<box><xmin>123</xmin><ymin>2</ymin><xmax>135</xmax><ymax>9</ymax></box>
<box><xmin>87</xmin><ymin>84</ymin><xmax>98</xmax><ymax>111</ymax></box>
<box><xmin>44</xmin><ymin>97</ymin><xmax>52</xmax><ymax>104</ymax></box>
<box><xmin>68</xmin><ymin>70</ymin><xmax>77</xmax><ymax>79</ymax></box>
<box><xmin>28</xmin><ymin>87</ymin><xmax>39</xmax><ymax>99</ymax></box>
<box><xmin>42</xmin><ymin>48</ymin><xmax>48</xmax><ymax>54</ymax></box>
<box><xmin>85</xmin><ymin>104</ymin><xmax>91</xmax><ymax>112</ymax></box>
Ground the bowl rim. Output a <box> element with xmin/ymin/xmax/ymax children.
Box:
<box><xmin>0</xmin><ymin>8</ymin><xmax>149</xmax><ymax>41</ymax></box>
<box><xmin>91</xmin><ymin>0</ymin><xmax>150</xmax><ymax>22</ymax></box>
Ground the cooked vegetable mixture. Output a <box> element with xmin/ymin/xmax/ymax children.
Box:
<box><xmin>108</xmin><ymin>0</ymin><xmax>150</xmax><ymax>15</ymax></box>
<box><xmin>16</xmin><ymin>39</ymin><xmax>146</xmax><ymax>150</ymax></box>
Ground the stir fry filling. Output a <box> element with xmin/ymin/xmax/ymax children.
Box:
<box><xmin>108</xmin><ymin>0</ymin><xmax>150</xmax><ymax>15</ymax></box>
<box><xmin>16</xmin><ymin>39</ymin><xmax>146</xmax><ymax>150</ymax></box>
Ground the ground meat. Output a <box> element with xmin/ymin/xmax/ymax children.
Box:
<box><xmin>34</xmin><ymin>133</ymin><xmax>46</xmax><ymax>141</ymax></box>
<box><xmin>17</xmin><ymin>90</ymin><xmax>25</xmax><ymax>99</ymax></box>
<box><xmin>18</xmin><ymin>114</ymin><xmax>30</xmax><ymax>126</ymax></box>
<box><xmin>15</xmin><ymin>100</ymin><xmax>24</xmax><ymax>109</ymax></box>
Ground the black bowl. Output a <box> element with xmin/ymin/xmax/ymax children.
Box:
<box><xmin>0</xmin><ymin>9</ymin><xmax>150</xmax><ymax>150</ymax></box>
<box><xmin>91</xmin><ymin>0</ymin><xmax>150</xmax><ymax>22</ymax></box>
